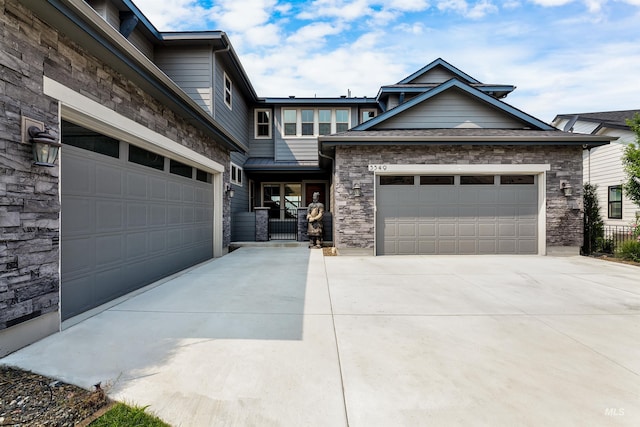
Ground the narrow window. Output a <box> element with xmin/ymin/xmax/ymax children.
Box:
<box><xmin>380</xmin><ymin>176</ymin><xmax>414</xmax><ymax>185</ymax></box>
<box><xmin>196</xmin><ymin>169</ymin><xmax>211</xmax><ymax>183</ymax></box>
<box><xmin>255</xmin><ymin>109</ymin><xmax>271</xmax><ymax>138</ymax></box>
<box><xmin>460</xmin><ymin>175</ymin><xmax>495</xmax><ymax>185</ymax></box>
<box><xmin>608</xmin><ymin>185</ymin><xmax>622</xmax><ymax>219</ymax></box>
<box><xmin>62</xmin><ymin>120</ymin><xmax>120</xmax><ymax>158</ymax></box>
<box><xmin>301</xmin><ymin>109</ymin><xmax>314</xmax><ymax>136</ymax></box>
<box><xmin>128</xmin><ymin>145</ymin><xmax>164</xmax><ymax>170</ymax></box>
<box><xmin>224</xmin><ymin>73</ymin><xmax>232</xmax><ymax>109</ymax></box>
<box><xmin>420</xmin><ymin>176</ymin><xmax>454</xmax><ymax>185</ymax></box>
<box><xmin>319</xmin><ymin>109</ymin><xmax>332</xmax><ymax>135</ymax></box>
<box><xmin>170</xmin><ymin>159</ymin><xmax>193</xmax><ymax>178</ymax></box>
<box><xmin>231</xmin><ymin>162</ymin><xmax>243</xmax><ymax>186</ymax></box>
<box><xmin>336</xmin><ymin>109</ymin><xmax>349</xmax><ymax>133</ymax></box>
<box><xmin>283</xmin><ymin>109</ymin><xmax>297</xmax><ymax>136</ymax></box>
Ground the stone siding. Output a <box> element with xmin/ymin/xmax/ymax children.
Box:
<box><xmin>0</xmin><ymin>0</ymin><xmax>230</xmax><ymax>332</ymax></box>
<box><xmin>334</xmin><ymin>144</ymin><xmax>583</xmax><ymax>251</ymax></box>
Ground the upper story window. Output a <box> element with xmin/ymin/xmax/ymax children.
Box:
<box><xmin>281</xmin><ymin>108</ymin><xmax>351</xmax><ymax>137</ymax></box>
<box><xmin>361</xmin><ymin>109</ymin><xmax>377</xmax><ymax>123</ymax></box>
<box><xmin>224</xmin><ymin>72</ymin><xmax>232</xmax><ymax>110</ymax></box>
<box><xmin>255</xmin><ymin>109</ymin><xmax>271</xmax><ymax>138</ymax></box>
<box><xmin>608</xmin><ymin>185</ymin><xmax>622</xmax><ymax>219</ymax></box>
<box><xmin>336</xmin><ymin>109</ymin><xmax>349</xmax><ymax>133</ymax></box>
<box><xmin>231</xmin><ymin>162</ymin><xmax>243</xmax><ymax>186</ymax></box>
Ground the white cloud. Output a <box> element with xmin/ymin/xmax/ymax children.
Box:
<box><xmin>286</xmin><ymin>22</ymin><xmax>346</xmax><ymax>46</ymax></box>
<box><xmin>208</xmin><ymin>0</ymin><xmax>279</xmax><ymax>32</ymax></box>
<box><xmin>132</xmin><ymin>0</ymin><xmax>207</xmax><ymax>30</ymax></box>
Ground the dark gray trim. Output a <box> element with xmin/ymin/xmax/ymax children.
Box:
<box><xmin>397</xmin><ymin>58</ymin><xmax>481</xmax><ymax>84</ymax></box>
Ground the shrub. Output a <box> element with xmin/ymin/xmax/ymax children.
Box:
<box><xmin>582</xmin><ymin>183</ymin><xmax>604</xmax><ymax>254</ymax></box>
<box><xmin>617</xmin><ymin>239</ymin><xmax>640</xmax><ymax>262</ymax></box>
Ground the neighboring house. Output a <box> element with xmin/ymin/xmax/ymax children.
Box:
<box><xmin>0</xmin><ymin>0</ymin><xmax>612</xmax><ymax>356</ymax></box>
<box><xmin>552</xmin><ymin>110</ymin><xmax>640</xmax><ymax>226</ymax></box>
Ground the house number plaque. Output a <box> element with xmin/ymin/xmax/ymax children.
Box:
<box><xmin>368</xmin><ymin>164</ymin><xmax>388</xmax><ymax>172</ymax></box>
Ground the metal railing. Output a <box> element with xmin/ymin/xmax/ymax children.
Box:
<box><xmin>584</xmin><ymin>224</ymin><xmax>638</xmax><ymax>255</ymax></box>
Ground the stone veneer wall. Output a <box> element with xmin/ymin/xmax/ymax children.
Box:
<box><xmin>333</xmin><ymin>144</ymin><xmax>583</xmax><ymax>251</ymax></box>
<box><xmin>0</xmin><ymin>0</ymin><xmax>230</xmax><ymax>334</ymax></box>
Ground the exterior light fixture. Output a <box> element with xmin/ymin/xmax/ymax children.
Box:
<box><xmin>225</xmin><ymin>183</ymin><xmax>234</xmax><ymax>198</ymax></box>
<box><xmin>28</xmin><ymin>125</ymin><xmax>61</xmax><ymax>167</ymax></box>
<box><xmin>352</xmin><ymin>182</ymin><xmax>362</xmax><ymax>197</ymax></box>
<box><xmin>560</xmin><ymin>181</ymin><xmax>573</xmax><ymax>197</ymax></box>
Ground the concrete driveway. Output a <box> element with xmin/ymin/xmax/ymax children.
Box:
<box><xmin>2</xmin><ymin>247</ymin><xmax>639</xmax><ymax>426</ymax></box>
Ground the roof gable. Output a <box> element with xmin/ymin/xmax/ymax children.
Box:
<box><xmin>354</xmin><ymin>79</ymin><xmax>554</xmax><ymax>131</ymax></box>
<box><xmin>398</xmin><ymin>58</ymin><xmax>480</xmax><ymax>85</ymax></box>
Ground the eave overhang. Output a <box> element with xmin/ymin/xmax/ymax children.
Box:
<box><xmin>259</xmin><ymin>97</ymin><xmax>378</xmax><ymax>105</ymax></box>
<box><xmin>19</xmin><ymin>0</ymin><xmax>248</xmax><ymax>153</ymax></box>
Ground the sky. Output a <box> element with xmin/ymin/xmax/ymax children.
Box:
<box><xmin>132</xmin><ymin>0</ymin><xmax>640</xmax><ymax>123</ymax></box>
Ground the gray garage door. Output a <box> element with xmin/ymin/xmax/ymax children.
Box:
<box><xmin>61</xmin><ymin>122</ymin><xmax>213</xmax><ymax>320</ymax></box>
<box><xmin>377</xmin><ymin>174</ymin><xmax>538</xmax><ymax>255</ymax></box>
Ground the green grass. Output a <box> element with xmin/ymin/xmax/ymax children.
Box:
<box><xmin>89</xmin><ymin>403</ymin><xmax>170</xmax><ymax>427</ymax></box>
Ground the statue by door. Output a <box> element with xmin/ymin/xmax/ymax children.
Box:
<box><xmin>306</xmin><ymin>192</ymin><xmax>324</xmax><ymax>248</ymax></box>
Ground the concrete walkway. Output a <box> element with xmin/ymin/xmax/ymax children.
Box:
<box><xmin>2</xmin><ymin>248</ymin><xmax>640</xmax><ymax>426</ymax></box>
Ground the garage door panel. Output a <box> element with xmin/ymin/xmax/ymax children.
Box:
<box><xmin>63</xmin><ymin>237</ymin><xmax>94</xmax><ymax>275</ymax></box>
<box><xmin>478</xmin><ymin>206</ymin><xmax>497</xmax><ymax>219</ymax></box>
<box><xmin>94</xmin><ymin>267</ymin><xmax>124</xmax><ymax>303</ymax></box>
<box><xmin>478</xmin><ymin>223</ymin><xmax>497</xmax><ymax>237</ymax></box>
<box><xmin>183</xmin><ymin>184</ymin><xmax>195</xmax><ymax>202</ymax></box>
<box><xmin>498</xmin><ymin>206</ymin><xmax>517</xmax><ymax>219</ymax></box>
<box><xmin>149</xmin><ymin>204</ymin><xmax>167</xmax><ymax>226</ymax></box>
<box><xmin>168</xmin><ymin>181</ymin><xmax>182</xmax><ymax>201</ymax></box>
<box><xmin>61</xmin><ymin>275</ymin><xmax>95</xmax><ymax>317</ymax></box>
<box><xmin>498</xmin><ymin>240</ymin><xmax>517</xmax><ymax>254</ymax></box>
<box><xmin>127</xmin><ymin>203</ymin><xmax>148</xmax><ymax>227</ymax></box>
<box><xmin>437</xmin><ymin>206</ymin><xmax>458</xmax><ymax>219</ymax></box>
<box><xmin>418</xmin><ymin>223</ymin><xmax>436</xmax><ymax>237</ymax></box>
<box><xmin>182</xmin><ymin>206</ymin><xmax>195</xmax><ymax>223</ymax></box>
<box><xmin>398</xmin><ymin>223</ymin><xmax>416</xmax><ymax>237</ymax></box>
<box><xmin>95</xmin><ymin>235</ymin><xmax>123</xmax><ymax>267</ymax></box>
<box><xmin>498</xmin><ymin>223</ymin><xmax>517</xmax><ymax>237</ymax></box>
<box><xmin>150</xmin><ymin>177</ymin><xmax>167</xmax><ymax>200</ymax></box>
<box><xmin>459</xmin><ymin>223</ymin><xmax>477</xmax><ymax>237</ymax></box>
<box><xmin>149</xmin><ymin>230</ymin><xmax>167</xmax><ymax>253</ymax></box>
<box><xmin>167</xmin><ymin>205</ymin><xmax>182</xmax><ymax>224</ymax></box>
<box><xmin>126</xmin><ymin>232</ymin><xmax>148</xmax><ymax>259</ymax></box>
<box><xmin>518</xmin><ymin>223</ymin><xmax>537</xmax><ymax>238</ymax></box>
<box><xmin>459</xmin><ymin>188</ymin><xmax>479</xmax><ymax>203</ymax></box>
<box><xmin>418</xmin><ymin>241</ymin><xmax>436</xmax><ymax>254</ymax></box>
<box><xmin>517</xmin><ymin>206</ymin><xmax>537</xmax><ymax>219</ymax></box>
<box><xmin>127</xmin><ymin>172</ymin><xmax>148</xmax><ymax>199</ymax></box>
<box><xmin>64</xmin><ymin>156</ymin><xmax>93</xmax><ymax>195</ymax></box>
<box><xmin>459</xmin><ymin>206</ymin><xmax>478</xmax><ymax>220</ymax></box>
<box><xmin>96</xmin><ymin>200</ymin><xmax>124</xmax><ymax>231</ymax></box>
<box><xmin>95</xmin><ymin>165</ymin><xmax>122</xmax><ymax>197</ymax></box>
<box><xmin>64</xmin><ymin>198</ymin><xmax>95</xmax><ymax>235</ymax></box>
<box><xmin>437</xmin><ymin>240</ymin><xmax>457</xmax><ymax>254</ymax></box>
<box><xmin>459</xmin><ymin>240</ymin><xmax>477</xmax><ymax>254</ymax></box>
<box><xmin>518</xmin><ymin>240</ymin><xmax>538</xmax><ymax>254</ymax></box>
<box><xmin>438</xmin><ymin>223</ymin><xmax>456</xmax><ymax>237</ymax></box>
<box><xmin>398</xmin><ymin>240</ymin><xmax>417</xmax><ymax>254</ymax></box>
<box><xmin>478</xmin><ymin>240</ymin><xmax>497</xmax><ymax>253</ymax></box>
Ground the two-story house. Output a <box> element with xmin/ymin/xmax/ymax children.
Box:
<box><xmin>0</xmin><ymin>0</ymin><xmax>612</xmax><ymax>356</ymax></box>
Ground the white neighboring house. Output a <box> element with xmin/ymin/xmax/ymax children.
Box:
<box><xmin>552</xmin><ymin>110</ymin><xmax>640</xmax><ymax>227</ymax></box>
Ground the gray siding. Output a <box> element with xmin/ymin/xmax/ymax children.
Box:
<box><xmin>376</xmin><ymin>89</ymin><xmax>525</xmax><ymax>129</ymax></box>
<box><xmin>249</xmin><ymin>107</ymin><xmax>275</xmax><ymax>157</ymax></box>
<box><xmin>128</xmin><ymin>28</ymin><xmax>154</xmax><ymax>60</ymax></box>
<box><xmin>232</xmin><ymin>212</ymin><xmax>256</xmax><ymax>241</ymax></box>
<box><xmin>213</xmin><ymin>59</ymin><xmax>250</xmax><ymax>144</ymax></box>
<box><xmin>87</xmin><ymin>0</ymin><xmax>119</xmax><ymax>28</ymax></box>
<box><xmin>412</xmin><ymin>67</ymin><xmax>457</xmax><ymax>84</ymax></box>
<box><xmin>155</xmin><ymin>47</ymin><xmax>213</xmax><ymax>113</ymax></box>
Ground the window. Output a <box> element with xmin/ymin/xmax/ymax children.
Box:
<box><xmin>62</xmin><ymin>120</ymin><xmax>120</xmax><ymax>158</ymax></box>
<box><xmin>283</xmin><ymin>109</ymin><xmax>297</xmax><ymax>136</ymax></box>
<box><xmin>336</xmin><ymin>109</ymin><xmax>349</xmax><ymax>133</ymax></box>
<box><xmin>460</xmin><ymin>175</ymin><xmax>495</xmax><ymax>185</ymax></box>
<box><xmin>500</xmin><ymin>175</ymin><xmax>535</xmax><ymax>185</ymax></box>
<box><xmin>224</xmin><ymin>73</ymin><xmax>232</xmax><ymax>109</ymax></box>
<box><xmin>170</xmin><ymin>159</ymin><xmax>192</xmax><ymax>178</ymax></box>
<box><xmin>301</xmin><ymin>109</ymin><xmax>314</xmax><ymax>136</ymax></box>
<box><xmin>196</xmin><ymin>169</ymin><xmax>211</xmax><ymax>183</ymax></box>
<box><xmin>231</xmin><ymin>162</ymin><xmax>243</xmax><ymax>186</ymax></box>
<box><xmin>255</xmin><ymin>109</ymin><xmax>271</xmax><ymax>138</ymax></box>
<box><xmin>608</xmin><ymin>185</ymin><xmax>622</xmax><ymax>219</ymax></box>
<box><xmin>380</xmin><ymin>176</ymin><xmax>414</xmax><ymax>185</ymax></box>
<box><xmin>281</xmin><ymin>108</ymin><xmax>351</xmax><ymax>136</ymax></box>
<box><xmin>128</xmin><ymin>145</ymin><xmax>164</xmax><ymax>170</ymax></box>
<box><xmin>361</xmin><ymin>109</ymin><xmax>376</xmax><ymax>123</ymax></box>
<box><xmin>319</xmin><ymin>110</ymin><xmax>332</xmax><ymax>135</ymax></box>
<box><xmin>420</xmin><ymin>176</ymin><xmax>454</xmax><ymax>185</ymax></box>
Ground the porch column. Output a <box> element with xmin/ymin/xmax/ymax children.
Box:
<box><xmin>255</xmin><ymin>207</ymin><xmax>269</xmax><ymax>242</ymax></box>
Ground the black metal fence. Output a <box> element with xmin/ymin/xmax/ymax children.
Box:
<box><xmin>584</xmin><ymin>224</ymin><xmax>638</xmax><ymax>255</ymax></box>
<box><xmin>268</xmin><ymin>208</ymin><xmax>298</xmax><ymax>240</ymax></box>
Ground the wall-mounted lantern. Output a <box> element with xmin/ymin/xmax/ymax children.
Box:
<box><xmin>22</xmin><ymin>117</ymin><xmax>61</xmax><ymax>167</ymax></box>
<box><xmin>560</xmin><ymin>181</ymin><xmax>573</xmax><ymax>197</ymax></box>
<box><xmin>225</xmin><ymin>183</ymin><xmax>234</xmax><ymax>198</ymax></box>
<box><xmin>352</xmin><ymin>182</ymin><xmax>362</xmax><ymax>197</ymax></box>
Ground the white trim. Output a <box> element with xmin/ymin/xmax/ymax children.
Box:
<box><xmin>224</xmin><ymin>72</ymin><xmax>233</xmax><ymax>110</ymax></box>
<box><xmin>231</xmin><ymin>161</ymin><xmax>243</xmax><ymax>186</ymax></box>
<box><xmin>372</xmin><ymin>164</ymin><xmax>550</xmax><ymax>256</ymax></box>
<box><xmin>44</xmin><ymin>76</ymin><xmax>225</xmax><ymax>258</ymax></box>
<box><xmin>254</xmin><ymin>108</ymin><xmax>272</xmax><ymax>139</ymax></box>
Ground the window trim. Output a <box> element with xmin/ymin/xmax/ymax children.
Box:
<box><xmin>224</xmin><ymin>72</ymin><xmax>232</xmax><ymax>110</ymax></box>
<box><xmin>280</xmin><ymin>108</ymin><xmax>351</xmax><ymax>137</ymax></box>
<box><xmin>231</xmin><ymin>162</ymin><xmax>243</xmax><ymax>186</ymax></box>
<box><xmin>255</xmin><ymin>108</ymin><xmax>272</xmax><ymax>139</ymax></box>
<box><xmin>608</xmin><ymin>185</ymin><xmax>623</xmax><ymax>219</ymax></box>
<box><xmin>360</xmin><ymin>109</ymin><xmax>377</xmax><ymax>124</ymax></box>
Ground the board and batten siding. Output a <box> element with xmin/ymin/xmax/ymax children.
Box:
<box><xmin>583</xmin><ymin>127</ymin><xmax>640</xmax><ymax>225</ymax></box>
<box><xmin>155</xmin><ymin>48</ymin><xmax>213</xmax><ymax>114</ymax></box>
<box><xmin>376</xmin><ymin>89</ymin><xmax>524</xmax><ymax>130</ymax></box>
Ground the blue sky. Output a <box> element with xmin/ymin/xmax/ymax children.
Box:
<box><xmin>133</xmin><ymin>0</ymin><xmax>640</xmax><ymax>122</ymax></box>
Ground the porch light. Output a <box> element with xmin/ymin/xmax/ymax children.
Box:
<box><xmin>28</xmin><ymin>125</ymin><xmax>61</xmax><ymax>167</ymax></box>
<box><xmin>225</xmin><ymin>183</ymin><xmax>234</xmax><ymax>198</ymax></box>
<box><xmin>560</xmin><ymin>181</ymin><xmax>573</xmax><ymax>197</ymax></box>
<box><xmin>352</xmin><ymin>182</ymin><xmax>362</xmax><ymax>197</ymax></box>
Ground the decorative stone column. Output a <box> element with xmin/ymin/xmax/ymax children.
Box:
<box><xmin>297</xmin><ymin>207</ymin><xmax>308</xmax><ymax>242</ymax></box>
<box><xmin>254</xmin><ymin>207</ymin><xmax>270</xmax><ymax>242</ymax></box>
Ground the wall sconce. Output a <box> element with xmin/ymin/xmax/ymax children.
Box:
<box><xmin>352</xmin><ymin>182</ymin><xmax>362</xmax><ymax>197</ymax></box>
<box><xmin>22</xmin><ymin>117</ymin><xmax>61</xmax><ymax>167</ymax></box>
<box><xmin>225</xmin><ymin>183</ymin><xmax>234</xmax><ymax>198</ymax></box>
<box><xmin>560</xmin><ymin>181</ymin><xmax>573</xmax><ymax>197</ymax></box>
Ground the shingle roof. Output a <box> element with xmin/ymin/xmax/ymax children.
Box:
<box><xmin>556</xmin><ymin>110</ymin><xmax>640</xmax><ymax>128</ymax></box>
